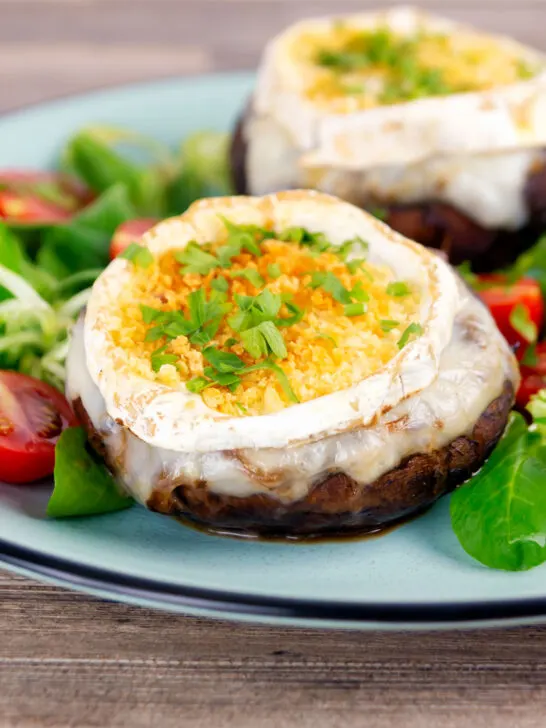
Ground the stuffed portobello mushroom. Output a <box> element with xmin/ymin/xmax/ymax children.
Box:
<box><xmin>231</xmin><ymin>7</ymin><xmax>546</xmax><ymax>269</ymax></box>
<box><xmin>66</xmin><ymin>191</ymin><xmax>518</xmax><ymax>537</ymax></box>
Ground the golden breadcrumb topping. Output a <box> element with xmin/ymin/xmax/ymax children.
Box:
<box><xmin>288</xmin><ymin>23</ymin><xmax>540</xmax><ymax>112</ymax></box>
<box><xmin>111</xmin><ymin>221</ymin><xmax>421</xmax><ymax>416</ymax></box>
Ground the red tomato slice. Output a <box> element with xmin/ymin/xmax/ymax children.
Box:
<box><xmin>477</xmin><ymin>275</ymin><xmax>544</xmax><ymax>356</ymax></box>
<box><xmin>109</xmin><ymin>218</ymin><xmax>158</xmax><ymax>260</ymax></box>
<box><xmin>0</xmin><ymin>190</ymin><xmax>72</xmax><ymax>224</ymax></box>
<box><xmin>0</xmin><ymin>371</ymin><xmax>78</xmax><ymax>484</ymax></box>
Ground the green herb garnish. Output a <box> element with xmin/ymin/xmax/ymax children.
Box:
<box><xmin>350</xmin><ymin>281</ymin><xmax>369</xmax><ymax>303</ymax></box>
<box><xmin>379</xmin><ymin>319</ymin><xmax>400</xmax><ymax>332</ymax></box>
<box><xmin>241</xmin><ymin>321</ymin><xmax>287</xmax><ymax>360</ymax></box>
<box><xmin>175</xmin><ymin>242</ymin><xmax>219</xmax><ymax>275</ymax></box>
<box><xmin>276</xmin><ymin>301</ymin><xmax>305</xmax><ymax>328</ymax></box>
<box><xmin>202</xmin><ymin>346</ymin><xmax>246</xmax><ymax>373</ymax></box>
<box><xmin>386</xmin><ymin>281</ymin><xmax>411</xmax><ymax>297</ymax></box>
<box><xmin>397</xmin><ymin>323</ymin><xmax>423</xmax><ymax>349</ymax></box>
<box><xmin>151</xmin><ymin>344</ymin><xmax>178</xmax><ymax>372</ymax></box>
<box><xmin>337</xmin><ymin>236</ymin><xmax>369</xmax><ymax>261</ymax></box>
<box><xmin>228</xmin><ymin>289</ymin><xmax>282</xmax><ymax>332</ymax></box>
<box><xmin>119</xmin><ymin>242</ymin><xmax>154</xmax><ymax>268</ymax></box>
<box><xmin>141</xmin><ymin>288</ymin><xmax>231</xmax><ymax>350</ymax></box>
<box><xmin>211</xmin><ymin>276</ymin><xmax>229</xmax><ymax>293</ymax></box>
<box><xmin>309</xmin><ymin>271</ymin><xmax>352</xmax><ymax>305</ymax></box>
<box><xmin>243</xmin><ymin>359</ymin><xmax>299</xmax><ymax>403</ymax></box>
<box><xmin>279</xmin><ymin>227</ymin><xmax>334</xmax><ymax>256</ymax></box>
<box><xmin>278</xmin><ymin>227</ymin><xmax>305</xmax><ymax>243</ymax></box>
<box><xmin>227</xmin><ymin>268</ymin><xmax>265</xmax><ymax>288</ymax></box>
<box><xmin>186</xmin><ymin>376</ymin><xmax>210</xmax><ymax>394</ymax></box>
<box><xmin>344</xmin><ymin>302</ymin><xmax>367</xmax><ymax>317</ymax></box>
<box><xmin>216</xmin><ymin>216</ymin><xmax>266</xmax><ymax>266</ymax></box>
<box><xmin>267</xmin><ymin>263</ymin><xmax>282</xmax><ymax>279</ymax></box>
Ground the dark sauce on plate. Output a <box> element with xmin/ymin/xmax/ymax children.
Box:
<box><xmin>174</xmin><ymin>506</ymin><xmax>431</xmax><ymax>544</ymax></box>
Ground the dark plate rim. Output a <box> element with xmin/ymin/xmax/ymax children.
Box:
<box><xmin>2</xmin><ymin>537</ymin><xmax>546</xmax><ymax>625</ymax></box>
<box><xmin>1</xmin><ymin>73</ymin><xmax>544</xmax><ymax>627</ymax></box>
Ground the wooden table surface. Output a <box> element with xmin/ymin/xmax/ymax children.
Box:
<box><xmin>3</xmin><ymin>1</ymin><xmax>546</xmax><ymax>726</ymax></box>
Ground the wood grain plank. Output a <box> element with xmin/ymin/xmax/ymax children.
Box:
<box><xmin>2</xmin><ymin>571</ymin><xmax>546</xmax><ymax>728</ymax></box>
<box><xmin>0</xmin><ymin>0</ymin><xmax>545</xmax><ymax>112</ymax></box>
<box><xmin>0</xmin><ymin>0</ymin><xmax>544</xmax><ymax>48</ymax></box>
<box><xmin>0</xmin><ymin>43</ymin><xmax>211</xmax><ymax>112</ymax></box>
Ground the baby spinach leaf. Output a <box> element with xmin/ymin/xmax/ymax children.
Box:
<box><xmin>37</xmin><ymin>185</ymin><xmax>136</xmax><ymax>277</ymax></box>
<box><xmin>450</xmin><ymin>412</ymin><xmax>546</xmax><ymax>571</ymax></box>
<box><xmin>47</xmin><ymin>427</ymin><xmax>133</xmax><ymax>518</ymax></box>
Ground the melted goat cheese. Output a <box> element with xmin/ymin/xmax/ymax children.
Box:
<box><xmin>244</xmin><ymin>8</ymin><xmax>546</xmax><ymax>228</ymax></box>
<box><xmin>81</xmin><ymin>191</ymin><xmax>459</xmax><ymax>453</ymax></box>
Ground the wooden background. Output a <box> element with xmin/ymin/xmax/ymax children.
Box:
<box><xmin>3</xmin><ymin>1</ymin><xmax>546</xmax><ymax>726</ymax></box>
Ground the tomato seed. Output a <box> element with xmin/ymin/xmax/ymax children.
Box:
<box><xmin>21</xmin><ymin>391</ymin><xmax>63</xmax><ymax>440</ymax></box>
<box><xmin>0</xmin><ymin>413</ymin><xmax>14</xmax><ymax>436</ymax></box>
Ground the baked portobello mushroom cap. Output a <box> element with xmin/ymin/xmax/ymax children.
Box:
<box><xmin>67</xmin><ymin>190</ymin><xmax>519</xmax><ymax>539</ymax></box>
<box><xmin>75</xmin><ymin>381</ymin><xmax>513</xmax><ymax>538</ymax></box>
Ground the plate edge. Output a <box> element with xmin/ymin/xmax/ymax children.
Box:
<box><xmin>1</xmin><ymin>538</ymin><xmax>546</xmax><ymax>626</ymax></box>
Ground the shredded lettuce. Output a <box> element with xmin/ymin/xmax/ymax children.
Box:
<box><xmin>0</xmin><ymin>262</ymin><xmax>93</xmax><ymax>388</ymax></box>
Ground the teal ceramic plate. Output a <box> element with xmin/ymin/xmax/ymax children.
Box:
<box><xmin>2</xmin><ymin>73</ymin><xmax>546</xmax><ymax>630</ymax></box>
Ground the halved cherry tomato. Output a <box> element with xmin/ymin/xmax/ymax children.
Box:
<box><xmin>516</xmin><ymin>342</ymin><xmax>546</xmax><ymax>409</ymax></box>
<box><xmin>477</xmin><ymin>274</ymin><xmax>544</xmax><ymax>356</ymax></box>
<box><xmin>0</xmin><ymin>190</ymin><xmax>71</xmax><ymax>224</ymax></box>
<box><xmin>109</xmin><ymin>218</ymin><xmax>158</xmax><ymax>260</ymax></box>
<box><xmin>0</xmin><ymin>170</ymin><xmax>93</xmax><ymax>224</ymax></box>
<box><xmin>0</xmin><ymin>371</ymin><xmax>78</xmax><ymax>484</ymax></box>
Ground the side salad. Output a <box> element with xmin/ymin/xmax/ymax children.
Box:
<box><xmin>0</xmin><ymin>126</ymin><xmax>232</xmax><ymax>503</ymax></box>
<box><xmin>3</xmin><ymin>123</ymin><xmax>546</xmax><ymax>571</ymax></box>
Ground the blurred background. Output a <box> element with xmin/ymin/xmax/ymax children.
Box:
<box><xmin>1</xmin><ymin>0</ymin><xmax>544</xmax><ymax>112</ymax></box>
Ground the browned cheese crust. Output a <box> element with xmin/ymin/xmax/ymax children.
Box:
<box><xmin>74</xmin><ymin>380</ymin><xmax>514</xmax><ymax>539</ymax></box>
<box><xmin>230</xmin><ymin>109</ymin><xmax>546</xmax><ymax>271</ymax></box>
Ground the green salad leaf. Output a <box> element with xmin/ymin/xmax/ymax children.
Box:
<box><xmin>167</xmin><ymin>131</ymin><xmax>233</xmax><ymax>215</ymax></box>
<box><xmin>0</xmin><ymin>223</ymin><xmax>96</xmax><ymax>387</ymax></box>
<box><xmin>47</xmin><ymin>427</ymin><xmax>133</xmax><ymax>518</ymax></box>
<box><xmin>37</xmin><ymin>185</ymin><xmax>136</xmax><ymax>277</ymax></box>
<box><xmin>0</xmin><ymin>223</ymin><xmax>56</xmax><ymax>301</ymax></box>
<box><xmin>502</xmin><ymin>234</ymin><xmax>546</xmax><ymax>297</ymax></box>
<box><xmin>451</xmin><ymin>408</ymin><xmax>546</xmax><ymax>571</ymax></box>
<box><xmin>509</xmin><ymin>302</ymin><xmax>538</xmax><ymax>344</ymax></box>
<box><xmin>62</xmin><ymin>126</ymin><xmax>174</xmax><ymax>217</ymax></box>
